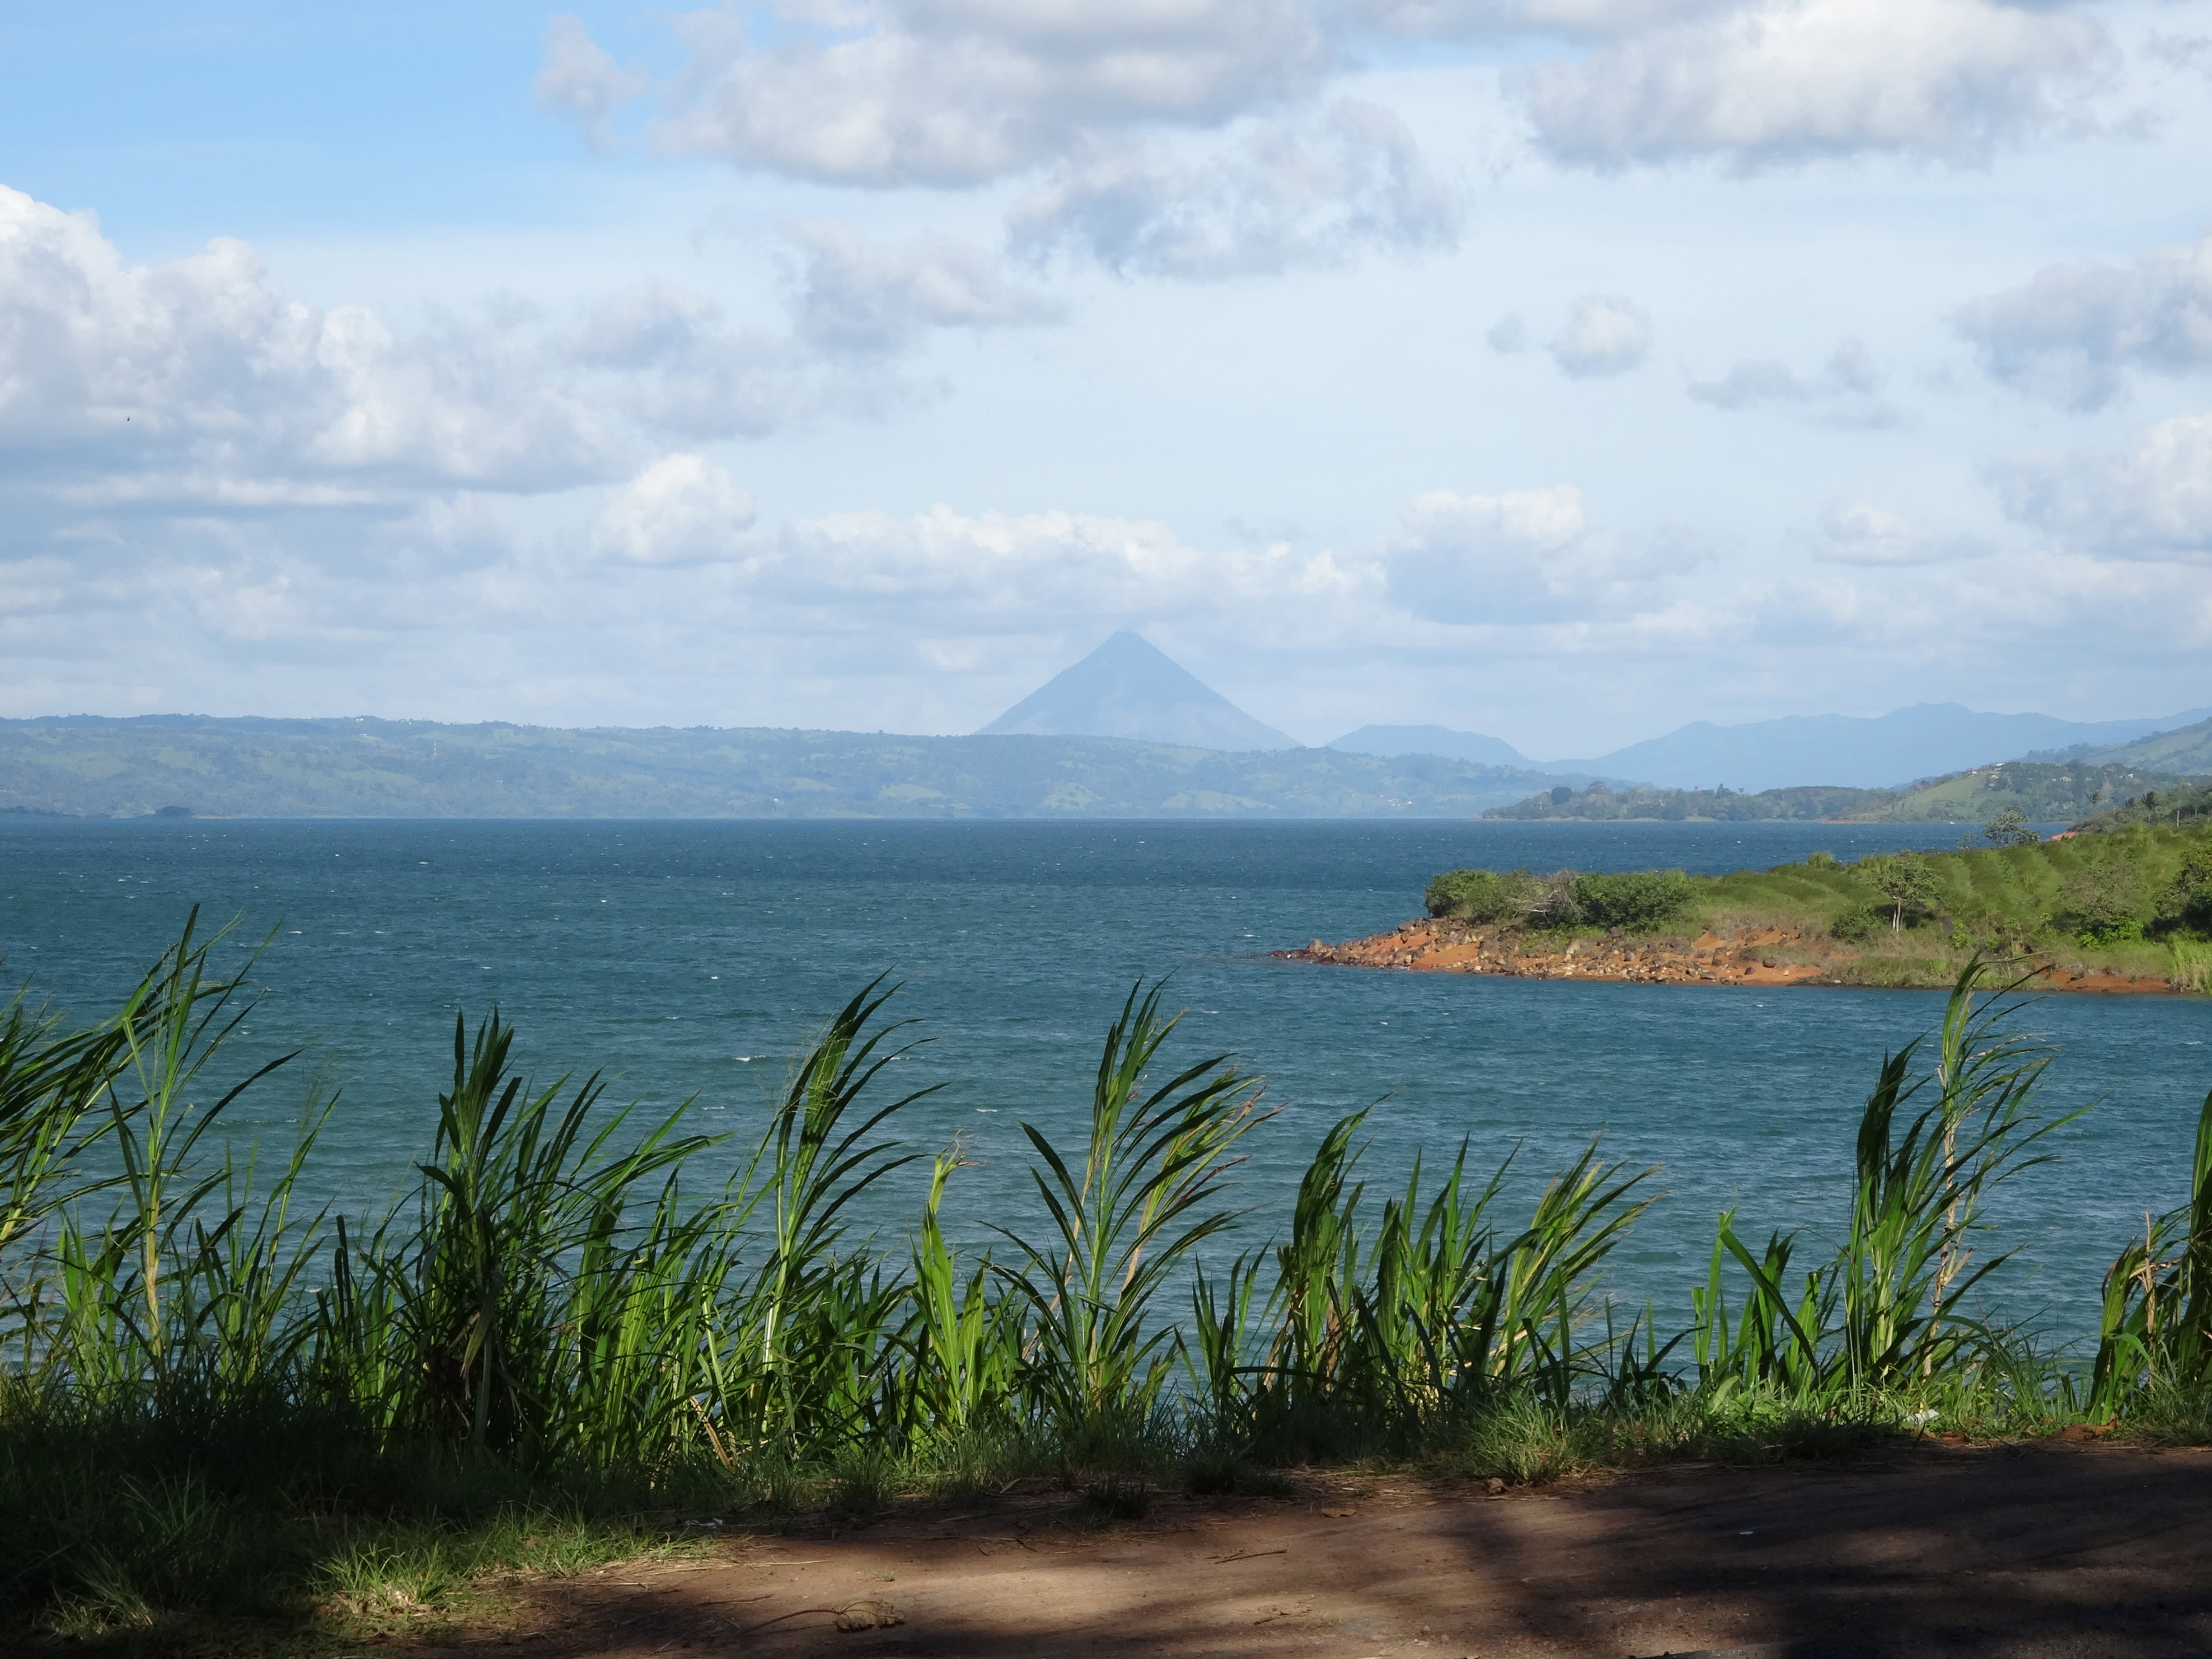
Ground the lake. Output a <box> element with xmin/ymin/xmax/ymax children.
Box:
<box><xmin>5</xmin><ymin>816</ymin><xmax>2208</xmax><ymax>1349</ymax></box>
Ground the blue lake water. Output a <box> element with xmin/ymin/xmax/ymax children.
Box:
<box><xmin>5</xmin><ymin>816</ymin><xmax>2209</xmax><ymax>1351</ymax></box>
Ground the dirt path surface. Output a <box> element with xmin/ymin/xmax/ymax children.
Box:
<box><xmin>427</xmin><ymin>1443</ymin><xmax>2212</xmax><ymax>1659</ymax></box>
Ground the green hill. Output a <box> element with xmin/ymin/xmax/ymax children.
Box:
<box><xmin>1875</xmin><ymin>759</ymin><xmax>2197</xmax><ymax>824</ymax></box>
<box><xmin>1483</xmin><ymin>759</ymin><xmax>2203</xmax><ymax>826</ymax></box>
<box><xmin>0</xmin><ymin>715</ymin><xmax>1587</xmax><ymax>820</ymax></box>
<box><xmin>2054</xmin><ymin>716</ymin><xmax>2212</xmax><ymax>776</ymax></box>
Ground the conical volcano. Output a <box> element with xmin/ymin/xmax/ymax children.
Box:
<box><xmin>979</xmin><ymin>633</ymin><xmax>1297</xmax><ymax>751</ymax></box>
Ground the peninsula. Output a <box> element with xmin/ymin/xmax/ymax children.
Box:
<box><xmin>1284</xmin><ymin>814</ymin><xmax>2212</xmax><ymax>995</ymax></box>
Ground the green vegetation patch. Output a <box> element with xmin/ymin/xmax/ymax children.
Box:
<box><xmin>1426</xmin><ymin>823</ymin><xmax>2212</xmax><ymax>982</ymax></box>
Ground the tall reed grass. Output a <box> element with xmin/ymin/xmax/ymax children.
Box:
<box><xmin>1</xmin><ymin>924</ymin><xmax>2205</xmax><ymax>1645</ymax></box>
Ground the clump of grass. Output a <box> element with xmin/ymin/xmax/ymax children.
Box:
<box><xmin>9</xmin><ymin>929</ymin><xmax>2212</xmax><ymax>1651</ymax></box>
<box><xmin>2170</xmin><ymin>940</ymin><xmax>2212</xmax><ymax>995</ymax></box>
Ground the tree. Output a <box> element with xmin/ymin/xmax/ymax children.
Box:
<box><xmin>1981</xmin><ymin>805</ymin><xmax>2039</xmax><ymax>848</ymax></box>
<box><xmin>1858</xmin><ymin>852</ymin><xmax>1937</xmax><ymax>933</ymax></box>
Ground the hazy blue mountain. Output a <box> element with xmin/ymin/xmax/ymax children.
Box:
<box><xmin>1543</xmin><ymin>703</ymin><xmax>2212</xmax><ymax>792</ymax></box>
<box><xmin>1325</xmin><ymin>724</ymin><xmax>1533</xmax><ymax>767</ymax></box>
<box><xmin>979</xmin><ymin>632</ymin><xmax>1297</xmax><ymax>751</ymax></box>
<box><xmin>0</xmin><ymin>715</ymin><xmax>1590</xmax><ymax>819</ymax></box>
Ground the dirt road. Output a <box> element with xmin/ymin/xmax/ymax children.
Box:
<box><xmin>446</xmin><ymin>1443</ymin><xmax>2212</xmax><ymax>1659</ymax></box>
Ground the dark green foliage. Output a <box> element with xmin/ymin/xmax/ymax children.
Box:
<box><xmin>2056</xmin><ymin>858</ymin><xmax>2155</xmax><ymax>944</ymax></box>
<box><xmin>1424</xmin><ymin>866</ymin><xmax>1691</xmax><ymax>931</ymax></box>
<box><xmin>1828</xmin><ymin>904</ymin><xmax>1882</xmax><ymax>943</ymax></box>
<box><xmin>1570</xmin><ymin>870</ymin><xmax>1695</xmax><ymax>932</ymax></box>
<box><xmin>1425</xmin><ymin>868</ymin><xmax>1513</xmax><ymax>921</ymax></box>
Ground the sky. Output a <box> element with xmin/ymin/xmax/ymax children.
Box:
<box><xmin>3</xmin><ymin>0</ymin><xmax>2209</xmax><ymax>757</ymax></box>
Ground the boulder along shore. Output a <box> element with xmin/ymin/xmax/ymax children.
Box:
<box><xmin>1277</xmin><ymin>917</ymin><xmax>2175</xmax><ymax>994</ymax></box>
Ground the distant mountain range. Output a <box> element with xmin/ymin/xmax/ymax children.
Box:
<box><xmin>0</xmin><ymin>716</ymin><xmax>1587</xmax><ymax>820</ymax></box>
<box><xmin>5</xmin><ymin>631</ymin><xmax>2205</xmax><ymax>822</ymax></box>
<box><xmin>980</xmin><ymin>633</ymin><xmax>1295</xmax><ymax>751</ymax></box>
<box><xmin>1328</xmin><ymin>703</ymin><xmax>2212</xmax><ymax>793</ymax></box>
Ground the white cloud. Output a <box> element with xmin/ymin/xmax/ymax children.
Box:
<box><xmin>788</xmin><ymin>223</ymin><xmax>1064</xmax><ymax>353</ymax></box>
<box><xmin>1007</xmin><ymin>98</ymin><xmax>1458</xmax><ymax>278</ymax></box>
<box><xmin>533</xmin><ymin>15</ymin><xmax>649</xmax><ymax>151</ymax></box>
<box><xmin>1810</xmin><ymin>501</ymin><xmax>1990</xmax><ymax>567</ymax></box>
<box><xmin>1689</xmin><ymin>337</ymin><xmax>1898</xmax><ymax>426</ymax></box>
<box><xmin>609</xmin><ymin>0</ymin><xmax>1331</xmax><ymax>188</ymax></box>
<box><xmin>1549</xmin><ymin>293</ymin><xmax>1651</xmax><ymax>377</ymax></box>
<box><xmin>1955</xmin><ymin>231</ymin><xmax>2212</xmax><ymax>412</ymax></box>
<box><xmin>1486</xmin><ymin>312</ymin><xmax>1528</xmax><ymax>352</ymax></box>
<box><xmin>592</xmin><ymin>454</ymin><xmax>759</xmax><ymax>567</ymax></box>
<box><xmin>0</xmin><ymin>185</ymin><xmax>616</xmax><ymax>500</ymax></box>
<box><xmin>1994</xmin><ymin>412</ymin><xmax>2212</xmax><ymax>562</ymax></box>
<box><xmin>1516</xmin><ymin>0</ymin><xmax>2112</xmax><ymax>171</ymax></box>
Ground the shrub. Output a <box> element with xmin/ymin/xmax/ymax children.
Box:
<box><xmin>1426</xmin><ymin>868</ymin><xmax>1511</xmax><ymax>921</ymax></box>
<box><xmin>1569</xmin><ymin>870</ymin><xmax>1696</xmax><ymax>933</ymax></box>
<box><xmin>2056</xmin><ymin>859</ymin><xmax>2154</xmax><ymax>945</ymax></box>
<box><xmin>1829</xmin><ymin>905</ymin><xmax>1882</xmax><ymax>943</ymax></box>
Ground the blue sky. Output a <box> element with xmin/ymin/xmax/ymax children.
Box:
<box><xmin>3</xmin><ymin>0</ymin><xmax>2209</xmax><ymax>756</ymax></box>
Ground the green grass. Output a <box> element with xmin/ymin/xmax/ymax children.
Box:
<box><xmin>6</xmin><ymin>924</ymin><xmax>2212</xmax><ymax>1652</ymax></box>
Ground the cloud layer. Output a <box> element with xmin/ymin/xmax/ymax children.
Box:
<box><xmin>1959</xmin><ymin>232</ymin><xmax>2212</xmax><ymax>412</ymax></box>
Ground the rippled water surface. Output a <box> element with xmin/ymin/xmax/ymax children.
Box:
<box><xmin>6</xmin><ymin>816</ymin><xmax>2208</xmax><ymax>1345</ymax></box>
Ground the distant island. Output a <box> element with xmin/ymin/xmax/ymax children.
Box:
<box><xmin>1287</xmin><ymin>810</ymin><xmax>2212</xmax><ymax>995</ymax></box>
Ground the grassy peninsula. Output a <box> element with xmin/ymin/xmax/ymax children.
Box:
<box><xmin>1397</xmin><ymin>820</ymin><xmax>2212</xmax><ymax>992</ymax></box>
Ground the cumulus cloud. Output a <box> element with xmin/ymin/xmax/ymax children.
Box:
<box><xmin>0</xmin><ymin>185</ymin><xmax>615</xmax><ymax>500</ymax></box>
<box><xmin>1810</xmin><ymin>501</ymin><xmax>1990</xmax><ymax>567</ymax></box>
<box><xmin>592</xmin><ymin>454</ymin><xmax>759</xmax><ymax>567</ymax></box>
<box><xmin>1549</xmin><ymin>294</ymin><xmax>1650</xmax><ymax>377</ymax></box>
<box><xmin>533</xmin><ymin>15</ymin><xmax>648</xmax><ymax>151</ymax></box>
<box><xmin>1994</xmin><ymin>412</ymin><xmax>2212</xmax><ymax>562</ymax></box>
<box><xmin>788</xmin><ymin>223</ymin><xmax>1063</xmax><ymax>353</ymax></box>
<box><xmin>1007</xmin><ymin>99</ymin><xmax>1458</xmax><ymax>278</ymax></box>
<box><xmin>1690</xmin><ymin>337</ymin><xmax>1897</xmax><ymax>426</ymax></box>
<box><xmin>1516</xmin><ymin>0</ymin><xmax>2112</xmax><ymax>171</ymax></box>
<box><xmin>595</xmin><ymin>0</ymin><xmax>1330</xmax><ymax>188</ymax></box>
<box><xmin>1955</xmin><ymin>232</ymin><xmax>2212</xmax><ymax>412</ymax></box>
